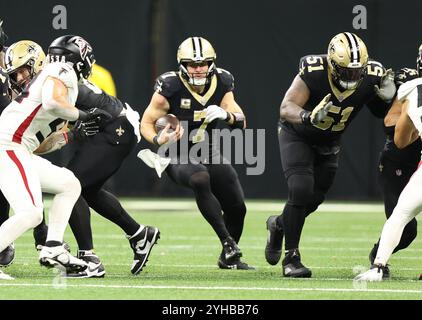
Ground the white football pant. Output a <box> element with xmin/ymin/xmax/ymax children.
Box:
<box><xmin>374</xmin><ymin>163</ymin><xmax>422</xmax><ymax>266</ymax></box>
<box><xmin>0</xmin><ymin>148</ymin><xmax>81</xmax><ymax>252</ymax></box>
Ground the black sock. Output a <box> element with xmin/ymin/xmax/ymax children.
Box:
<box><xmin>86</xmin><ymin>189</ymin><xmax>140</xmax><ymax>236</ymax></box>
<box><xmin>189</xmin><ymin>172</ymin><xmax>230</xmax><ymax>242</ymax></box>
<box><xmin>281</xmin><ymin>203</ymin><xmax>306</xmax><ymax>251</ymax></box>
<box><xmin>69</xmin><ymin>197</ymin><xmax>94</xmax><ymax>250</ymax></box>
<box><xmin>33</xmin><ymin>213</ymin><xmax>48</xmax><ymax>246</ymax></box>
<box><xmin>0</xmin><ymin>191</ymin><xmax>10</xmax><ymax>225</ymax></box>
<box><xmin>45</xmin><ymin>240</ymin><xmax>62</xmax><ymax>247</ymax></box>
<box><xmin>222</xmin><ymin>203</ymin><xmax>246</xmax><ymax>243</ymax></box>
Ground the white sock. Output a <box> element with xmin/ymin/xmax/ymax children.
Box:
<box><xmin>46</xmin><ymin>186</ymin><xmax>80</xmax><ymax>243</ymax></box>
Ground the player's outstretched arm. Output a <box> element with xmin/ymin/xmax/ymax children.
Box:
<box><xmin>394</xmin><ymin>99</ymin><xmax>418</xmax><ymax>149</ymax></box>
<box><xmin>280</xmin><ymin>75</ymin><xmax>311</xmax><ymax>124</ymax></box>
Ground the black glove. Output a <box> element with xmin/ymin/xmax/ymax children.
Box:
<box><xmin>68</xmin><ymin>120</ymin><xmax>100</xmax><ymax>142</ymax></box>
<box><xmin>78</xmin><ymin>108</ymin><xmax>113</xmax><ymax>126</ymax></box>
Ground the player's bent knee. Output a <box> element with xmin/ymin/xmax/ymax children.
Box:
<box><xmin>21</xmin><ymin>207</ymin><xmax>44</xmax><ymax>229</ymax></box>
<box><xmin>188</xmin><ymin>171</ymin><xmax>211</xmax><ymax>190</ymax></box>
<box><xmin>287</xmin><ymin>174</ymin><xmax>314</xmax><ymax>205</ymax></box>
<box><xmin>61</xmin><ymin>170</ymin><xmax>82</xmax><ymax>196</ymax></box>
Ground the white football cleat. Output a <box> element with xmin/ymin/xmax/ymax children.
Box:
<box><xmin>354</xmin><ymin>265</ymin><xmax>384</xmax><ymax>282</ymax></box>
<box><xmin>0</xmin><ymin>269</ymin><xmax>14</xmax><ymax>280</ymax></box>
<box><xmin>39</xmin><ymin>245</ymin><xmax>87</xmax><ymax>273</ymax></box>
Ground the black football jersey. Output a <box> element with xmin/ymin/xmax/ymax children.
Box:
<box><xmin>154</xmin><ymin>68</ymin><xmax>234</xmax><ymax>154</ymax></box>
<box><xmin>383</xmin><ymin>67</ymin><xmax>421</xmax><ymax>165</ymax></box>
<box><xmin>281</xmin><ymin>54</ymin><xmax>390</xmax><ymax>146</ymax></box>
<box><xmin>77</xmin><ymin>81</ymin><xmax>125</xmax><ymax>119</ymax></box>
<box><xmin>0</xmin><ymin>68</ymin><xmax>11</xmax><ymax>111</ymax></box>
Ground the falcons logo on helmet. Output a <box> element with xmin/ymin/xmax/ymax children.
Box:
<box><xmin>71</xmin><ymin>36</ymin><xmax>92</xmax><ymax>60</ymax></box>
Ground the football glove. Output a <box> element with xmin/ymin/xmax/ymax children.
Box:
<box><xmin>305</xmin><ymin>93</ymin><xmax>333</xmax><ymax>125</ymax></box>
<box><xmin>374</xmin><ymin>68</ymin><xmax>396</xmax><ymax>102</ymax></box>
<box><xmin>78</xmin><ymin>107</ymin><xmax>113</xmax><ymax>126</ymax></box>
<box><xmin>68</xmin><ymin>120</ymin><xmax>99</xmax><ymax>142</ymax></box>
<box><xmin>204</xmin><ymin>105</ymin><xmax>228</xmax><ymax>123</ymax></box>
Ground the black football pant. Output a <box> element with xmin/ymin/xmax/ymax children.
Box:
<box><xmin>377</xmin><ymin>153</ymin><xmax>418</xmax><ymax>253</ymax></box>
<box><xmin>67</xmin><ymin>116</ymin><xmax>141</xmax><ymax>250</ymax></box>
<box><xmin>166</xmin><ymin>154</ymin><xmax>246</xmax><ymax>245</ymax></box>
<box><xmin>277</xmin><ymin>126</ymin><xmax>339</xmax><ymax>251</ymax></box>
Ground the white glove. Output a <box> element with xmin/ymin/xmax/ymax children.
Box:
<box><xmin>374</xmin><ymin>69</ymin><xmax>396</xmax><ymax>102</ymax></box>
<box><xmin>204</xmin><ymin>105</ymin><xmax>228</xmax><ymax>123</ymax></box>
<box><xmin>310</xmin><ymin>94</ymin><xmax>333</xmax><ymax>125</ymax></box>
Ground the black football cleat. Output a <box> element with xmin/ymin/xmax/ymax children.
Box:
<box><xmin>0</xmin><ymin>244</ymin><xmax>15</xmax><ymax>267</ymax></box>
<box><xmin>218</xmin><ymin>236</ymin><xmax>255</xmax><ymax>270</ymax></box>
<box><xmin>369</xmin><ymin>242</ymin><xmax>390</xmax><ymax>279</ymax></box>
<box><xmin>129</xmin><ymin>226</ymin><xmax>160</xmax><ymax>275</ymax></box>
<box><xmin>66</xmin><ymin>250</ymin><xmax>105</xmax><ymax>278</ymax></box>
<box><xmin>265</xmin><ymin>215</ymin><xmax>284</xmax><ymax>265</ymax></box>
<box><xmin>282</xmin><ymin>249</ymin><xmax>312</xmax><ymax>278</ymax></box>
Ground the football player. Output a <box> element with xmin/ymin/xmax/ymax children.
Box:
<box><xmin>0</xmin><ymin>35</ymin><xmax>110</xmax><ymax>279</ymax></box>
<box><xmin>368</xmin><ymin>53</ymin><xmax>422</xmax><ymax>278</ymax></box>
<box><xmin>0</xmin><ymin>40</ymin><xmax>49</xmax><ymax>267</ymax></box>
<box><xmin>355</xmin><ymin>48</ymin><xmax>422</xmax><ymax>281</ymax></box>
<box><xmin>0</xmin><ymin>37</ymin><xmax>160</xmax><ymax>278</ymax></box>
<box><xmin>265</xmin><ymin>32</ymin><xmax>396</xmax><ymax>277</ymax></box>
<box><xmin>141</xmin><ymin>37</ymin><xmax>253</xmax><ymax>270</ymax></box>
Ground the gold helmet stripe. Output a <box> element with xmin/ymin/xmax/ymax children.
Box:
<box><xmin>344</xmin><ymin>32</ymin><xmax>360</xmax><ymax>63</ymax></box>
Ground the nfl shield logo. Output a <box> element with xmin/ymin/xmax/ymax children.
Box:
<box><xmin>396</xmin><ymin>169</ymin><xmax>402</xmax><ymax>176</ymax></box>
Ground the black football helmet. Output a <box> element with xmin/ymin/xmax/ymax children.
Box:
<box><xmin>47</xmin><ymin>35</ymin><xmax>95</xmax><ymax>80</ymax></box>
<box><xmin>0</xmin><ymin>19</ymin><xmax>8</xmax><ymax>51</ymax></box>
<box><xmin>417</xmin><ymin>44</ymin><xmax>422</xmax><ymax>77</ymax></box>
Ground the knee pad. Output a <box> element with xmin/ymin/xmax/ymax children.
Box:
<box><xmin>286</xmin><ymin>173</ymin><xmax>314</xmax><ymax>206</ymax></box>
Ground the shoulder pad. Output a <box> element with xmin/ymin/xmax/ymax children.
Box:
<box><xmin>43</xmin><ymin>62</ymin><xmax>78</xmax><ymax>89</ymax></box>
<box><xmin>394</xmin><ymin>68</ymin><xmax>419</xmax><ymax>86</ymax></box>
<box><xmin>154</xmin><ymin>71</ymin><xmax>180</xmax><ymax>98</ymax></box>
<box><xmin>298</xmin><ymin>55</ymin><xmax>326</xmax><ymax>88</ymax></box>
<box><xmin>216</xmin><ymin>68</ymin><xmax>234</xmax><ymax>91</ymax></box>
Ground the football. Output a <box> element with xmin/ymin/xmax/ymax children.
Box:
<box><xmin>155</xmin><ymin>114</ymin><xmax>179</xmax><ymax>133</ymax></box>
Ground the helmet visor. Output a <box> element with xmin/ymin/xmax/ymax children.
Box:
<box><xmin>335</xmin><ymin>64</ymin><xmax>366</xmax><ymax>82</ymax></box>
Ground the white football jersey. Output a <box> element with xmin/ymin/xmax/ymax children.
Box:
<box><xmin>0</xmin><ymin>62</ymin><xmax>78</xmax><ymax>152</ymax></box>
<box><xmin>397</xmin><ymin>77</ymin><xmax>422</xmax><ymax>136</ymax></box>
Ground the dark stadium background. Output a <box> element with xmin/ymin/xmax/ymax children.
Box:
<box><xmin>1</xmin><ymin>0</ymin><xmax>421</xmax><ymax>200</ymax></box>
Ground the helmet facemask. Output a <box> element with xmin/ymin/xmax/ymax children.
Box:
<box><xmin>329</xmin><ymin>60</ymin><xmax>367</xmax><ymax>90</ymax></box>
<box><xmin>417</xmin><ymin>46</ymin><xmax>422</xmax><ymax>77</ymax></box>
<box><xmin>179</xmin><ymin>59</ymin><xmax>216</xmax><ymax>86</ymax></box>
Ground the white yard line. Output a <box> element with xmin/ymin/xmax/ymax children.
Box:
<box><xmin>0</xmin><ymin>283</ymin><xmax>421</xmax><ymax>294</ymax></box>
<box><xmin>40</xmin><ymin>199</ymin><xmax>385</xmax><ymax>213</ymax></box>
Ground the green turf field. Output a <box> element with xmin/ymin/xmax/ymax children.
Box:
<box><xmin>0</xmin><ymin>199</ymin><xmax>421</xmax><ymax>300</ymax></box>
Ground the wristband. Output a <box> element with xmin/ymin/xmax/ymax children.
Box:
<box><xmin>300</xmin><ymin>110</ymin><xmax>311</xmax><ymax>125</ymax></box>
<box><xmin>153</xmin><ymin>135</ymin><xmax>160</xmax><ymax>146</ymax></box>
